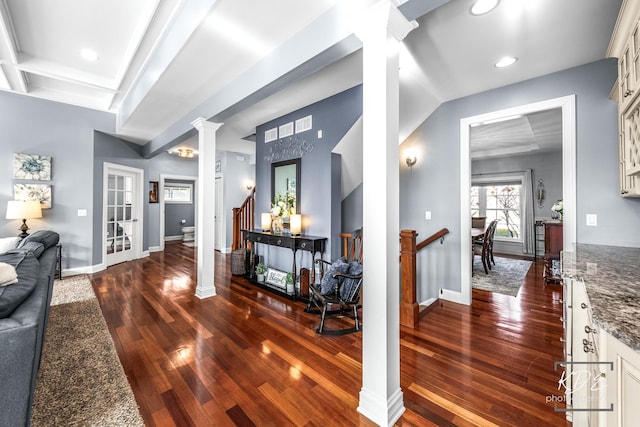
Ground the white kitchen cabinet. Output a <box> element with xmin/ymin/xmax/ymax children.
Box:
<box><xmin>605</xmin><ymin>330</ymin><xmax>640</xmax><ymax>427</ymax></box>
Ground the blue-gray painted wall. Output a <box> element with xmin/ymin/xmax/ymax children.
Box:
<box><xmin>399</xmin><ymin>58</ymin><xmax>640</xmax><ymax>300</ymax></box>
<box><xmin>0</xmin><ymin>90</ymin><xmax>115</xmax><ymax>270</ymax></box>
<box><xmin>255</xmin><ymin>85</ymin><xmax>362</xmax><ymax>270</ymax></box>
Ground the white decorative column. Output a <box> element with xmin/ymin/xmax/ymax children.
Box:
<box><xmin>355</xmin><ymin>2</ymin><xmax>417</xmax><ymax>426</ymax></box>
<box><xmin>191</xmin><ymin>118</ymin><xmax>222</xmax><ymax>299</ymax></box>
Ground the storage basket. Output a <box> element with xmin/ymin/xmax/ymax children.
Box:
<box><xmin>231</xmin><ymin>249</ymin><xmax>248</xmax><ymax>275</ymax></box>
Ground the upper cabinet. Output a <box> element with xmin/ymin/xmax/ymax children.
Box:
<box><xmin>609</xmin><ymin>0</ymin><xmax>640</xmax><ymax>196</ymax></box>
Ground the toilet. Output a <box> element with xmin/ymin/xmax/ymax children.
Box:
<box><xmin>181</xmin><ymin>226</ymin><xmax>195</xmax><ymax>242</ymax></box>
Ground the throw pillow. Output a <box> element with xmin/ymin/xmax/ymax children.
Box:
<box><xmin>0</xmin><ymin>262</ymin><xmax>18</xmax><ymax>286</ymax></box>
<box><xmin>340</xmin><ymin>261</ymin><xmax>363</xmax><ymax>299</ymax></box>
<box><xmin>320</xmin><ymin>257</ymin><xmax>349</xmax><ymax>295</ymax></box>
<box><xmin>0</xmin><ymin>237</ymin><xmax>19</xmax><ymax>254</ymax></box>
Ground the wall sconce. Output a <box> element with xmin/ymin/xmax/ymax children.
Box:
<box><xmin>290</xmin><ymin>214</ymin><xmax>302</xmax><ymax>236</ymax></box>
<box><xmin>6</xmin><ymin>200</ymin><xmax>43</xmax><ymax>238</ymax></box>
<box><xmin>405</xmin><ymin>150</ymin><xmax>417</xmax><ymax>168</ymax></box>
<box><xmin>245</xmin><ymin>181</ymin><xmax>255</xmax><ymax>191</ymax></box>
<box><xmin>261</xmin><ymin>212</ymin><xmax>272</xmax><ymax>232</ymax></box>
<box><xmin>536</xmin><ymin>178</ymin><xmax>545</xmax><ymax>208</ymax></box>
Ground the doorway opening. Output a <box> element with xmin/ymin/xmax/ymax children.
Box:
<box><xmin>453</xmin><ymin>95</ymin><xmax>576</xmax><ymax>305</ymax></box>
<box><xmin>159</xmin><ymin>174</ymin><xmax>198</xmax><ymax>252</ymax></box>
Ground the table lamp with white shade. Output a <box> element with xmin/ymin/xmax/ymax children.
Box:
<box><xmin>6</xmin><ymin>200</ymin><xmax>42</xmax><ymax>238</ymax></box>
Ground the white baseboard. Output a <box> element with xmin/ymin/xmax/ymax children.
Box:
<box><xmin>419</xmin><ymin>297</ymin><xmax>438</xmax><ymax>307</ymax></box>
<box><xmin>439</xmin><ymin>288</ymin><xmax>468</xmax><ymax>305</ymax></box>
<box><xmin>164</xmin><ymin>235</ymin><xmax>183</xmax><ymax>241</ymax></box>
<box><xmin>148</xmin><ymin>246</ymin><xmax>162</xmax><ymax>253</ymax></box>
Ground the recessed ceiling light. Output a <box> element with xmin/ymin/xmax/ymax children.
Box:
<box><xmin>495</xmin><ymin>56</ymin><xmax>518</xmax><ymax>68</ymax></box>
<box><xmin>81</xmin><ymin>48</ymin><xmax>98</xmax><ymax>62</ymax></box>
<box><xmin>470</xmin><ymin>0</ymin><xmax>500</xmax><ymax>16</ymax></box>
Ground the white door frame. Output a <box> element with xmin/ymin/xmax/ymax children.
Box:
<box><xmin>214</xmin><ymin>176</ymin><xmax>224</xmax><ymax>252</ymax></box>
<box><xmin>159</xmin><ymin>174</ymin><xmax>198</xmax><ymax>252</ymax></box>
<box><xmin>103</xmin><ymin>162</ymin><xmax>145</xmax><ymax>267</ymax></box>
<box><xmin>447</xmin><ymin>95</ymin><xmax>576</xmax><ymax>305</ymax></box>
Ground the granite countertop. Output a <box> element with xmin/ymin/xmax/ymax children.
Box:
<box><xmin>562</xmin><ymin>244</ymin><xmax>640</xmax><ymax>352</ymax></box>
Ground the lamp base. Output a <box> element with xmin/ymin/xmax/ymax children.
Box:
<box><xmin>18</xmin><ymin>219</ymin><xmax>30</xmax><ymax>239</ymax></box>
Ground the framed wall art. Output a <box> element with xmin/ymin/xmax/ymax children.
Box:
<box><xmin>14</xmin><ymin>184</ymin><xmax>52</xmax><ymax>209</ymax></box>
<box><xmin>13</xmin><ymin>153</ymin><xmax>51</xmax><ymax>180</ymax></box>
<box><xmin>149</xmin><ymin>181</ymin><xmax>159</xmax><ymax>203</ymax></box>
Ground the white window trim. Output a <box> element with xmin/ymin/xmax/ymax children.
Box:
<box><xmin>472</xmin><ymin>172</ymin><xmax>524</xmax><ymax>243</ymax></box>
<box><xmin>164</xmin><ymin>183</ymin><xmax>193</xmax><ymax>204</ymax></box>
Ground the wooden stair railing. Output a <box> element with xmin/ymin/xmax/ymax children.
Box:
<box><xmin>400</xmin><ymin>228</ymin><xmax>450</xmax><ymax>328</ymax></box>
<box><xmin>231</xmin><ymin>187</ymin><xmax>255</xmax><ymax>251</ymax></box>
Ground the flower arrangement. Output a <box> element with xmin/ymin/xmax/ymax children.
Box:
<box><xmin>271</xmin><ymin>192</ymin><xmax>296</xmax><ymax>218</ymax></box>
<box><xmin>255</xmin><ymin>263</ymin><xmax>266</xmax><ymax>275</ymax></box>
<box><xmin>551</xmin><ymin>200</ymin><xmax>563</xmax><ymax>216</ymax></box>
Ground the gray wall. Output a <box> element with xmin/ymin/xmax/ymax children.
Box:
<box><xmin>0</xmin><ymin>91</ymin><xmax>115</xmax><ymax>271</ymax></box>
<box><xmin>399</xmin><ymin>58</ymin><xmax>640</xmax><ymax>301</ymax></box>
<box><xmin>255</xmin><ymin>85</ymin><xmax>362</xmax><ymax>271</ymax></box>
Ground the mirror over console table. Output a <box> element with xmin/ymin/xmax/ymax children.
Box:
<box><xmin>242</xmin><ymin>229</ymin><xmax>326</xmax><ymax>301</ymax></box>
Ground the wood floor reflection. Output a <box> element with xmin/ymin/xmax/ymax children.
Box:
<box><xmin>90</xmin><ymin>242</ymin><xmax>569</xmax><ymax>426</ymax></box>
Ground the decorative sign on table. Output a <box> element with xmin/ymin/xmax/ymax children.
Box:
<box><xmin>265</xmin><ymin>268</ymin><xmax>287</xmax><ymax>289</ymax></box>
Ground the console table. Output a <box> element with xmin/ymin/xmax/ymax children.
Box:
<box><xmin>242</xmin><ymin>229</ymin><xmax>326</xmax><ymax>300</ymax></box>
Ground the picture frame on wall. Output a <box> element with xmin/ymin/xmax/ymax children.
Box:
<box><xmin>13</xmin><ymin>153</ymin><xmax>51</xmax><ymax>180</ymax></box>
<box><xmin>215</xmin><ymin>160</ymin><xmax>221</xmax><ymax>172</ymax></box>
<box><xmin>149</xmin><ymin>181</ymin><xmax>159</xmax><ymax>203</ymax></box>
<box><xmin>14</xmin><ymin>184</ymin><xmax>52</xmax><ymax>209</ymax></box>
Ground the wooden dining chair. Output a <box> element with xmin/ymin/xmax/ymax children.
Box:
<box><xmin>473</xmin><ymin>219</ymin><xmax>498</xmax><ymax>274</ymax></box>
<box><xmin>471</xmin><ymin>216</ymin><xmax>487</xmax><ymax>229</ymax></box>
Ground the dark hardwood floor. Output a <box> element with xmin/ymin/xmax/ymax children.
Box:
<box><xmin>90</xmin><ymin>243</ymin><xmax>570</xmax><ymax>426</ymax></box>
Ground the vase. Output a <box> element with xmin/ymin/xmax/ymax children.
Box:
<box><xmin>272</xmin><ymin>216</ymin><xmax>283</xmax><ymax>234</ymax></box>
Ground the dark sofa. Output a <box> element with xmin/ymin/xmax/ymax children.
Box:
<box><xmin>0</xmin><ymin>230</ymin><xmax>59</xmax><ymax>427</ymax></box>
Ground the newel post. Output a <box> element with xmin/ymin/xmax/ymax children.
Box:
<box><xmin>400</xmin><ymin>229</ymin><xmax>419</xmax><ymax>328</ymax></box>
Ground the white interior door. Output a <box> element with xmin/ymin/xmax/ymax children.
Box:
<box><xmin>105</xmin><ymin>164</ymin><xmax>142</xmax><ymax>266</ymax></box>
<box><xmin>215</xmin><ymin>177</ymin><xmax>223</xmax><ymax>251</ymax></box>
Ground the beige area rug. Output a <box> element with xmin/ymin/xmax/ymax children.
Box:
<box><xmin>31</xmin><ymin>275</ymin><xmax>144</xmax><ymax>426</ymax></box>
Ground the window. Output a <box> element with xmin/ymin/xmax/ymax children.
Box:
<box><xmin>164</xmin><ymin>183</ymin><xmax>192</xmax><ymax>204</ymax></box>
<box><xmin>471</xmin><ymin>182</ymin><xmax>522</xmax><ymax>241</ymax></box>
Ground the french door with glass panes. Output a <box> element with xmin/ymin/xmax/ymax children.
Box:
<box><xmin>104</xmin><ymin>164</ymin><xmax>142</xmax><ymax>266</ymax></box>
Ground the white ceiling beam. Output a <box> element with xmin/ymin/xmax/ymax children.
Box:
<box><xmin>0</xmin><ymin>0</ymin><xmax>26</xmax><ymax>92</ymax></box>
<box><xmin>16</xmin><ymin>54</ymin><xmax>118</xmax><ymax>93</ymax></box>
<box><xmin>142</xmin><ymin>0</ymin><xmax>450</xmax><ymax>158</ymax></box>
<box><xmin>117</xmin><ymin>0</ymin><xmax>220</xmax><ymax>131</ymax></box>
